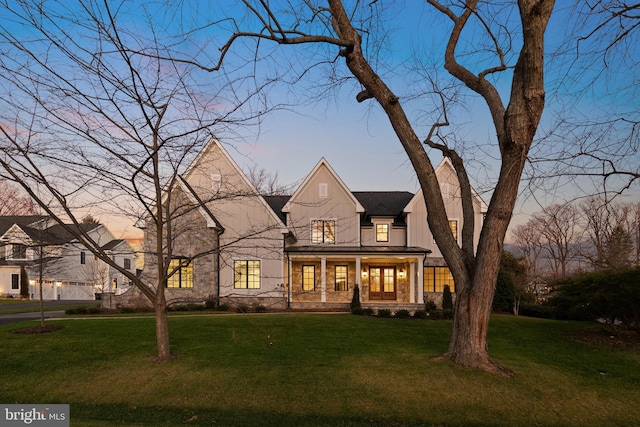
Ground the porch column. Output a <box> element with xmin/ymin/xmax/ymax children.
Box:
<box><xmin>321</xmin><ymin>257</ymin><xmax>326</xmax><ymax>302</ymax></box>
<box><xmin>355</xmin><ymin>257</ymin><xmax>361</xmax><ymax>303</ymax></box>
<box><xmin>417</xmin><ymin>257</ymin><xmax>424</xmax><ymax>304</ymax></box>
<box><xmin>287</xmin><ymin>257</ymin><xmax>292</xmax><ymax>308</ymax></box>
<box><xmin>409</xmin><ymin>261</ymin><xmax>416</xmax><ymax>303</ymax></box>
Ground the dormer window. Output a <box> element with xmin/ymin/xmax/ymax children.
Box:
<box><xmin>9</xmin><ymin>244</ymin><xmax>27</xmax><ymax>260</ymax></box>
<box><xmin>376</xmin><ymin>224</ymin><xmax>389</xmax><ymax>242</ymax></box>
<box><xmin>311</xmin><ymin>220</ymin><xmax>335</xmax><ymax>244</ymax></box>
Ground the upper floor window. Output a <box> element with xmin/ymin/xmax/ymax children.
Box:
<box><xmin>376</xmin><ymin>224</ymin><xmax>389</xmax><ymax>242</ymax></box>
<box><xmin>319</xmin><ymin>183</ymin><xmax>328</xmax><ymax>199</ymax></box>
<box><xmin>167</xmin><ymin>258</ymin><xmax>193</xmax><ymax>288</ymax></box>
<box><xmin>80</xmin><ymin>251</ymin><xmax>86</xmax><ymax>264</ymax></box>
<box><xmin>302</xmin><ymin>265</ymin><xmax>315</xmax><ymax>291</ymax></box>
<box><xmin>311</xmin><ymin>220</ymin><xmax>335</xmax><ymax>244</ymax></box>
<box><xmin>234</xmin><ymin>260</ymin><xmax>261</xmax><ymax>289</ymax></box>
<box><xmin>449</xmin><ymin>220</ymin><xmax>458</xmax><ymax>241</ymax></box>
<box><xmin>9</xmin><ymin>244</ymin><xmax>27</xmax><ymax>260</ymax></box>
<box><xmin>124</xmin><ymin>258</ymin><xmax>132</xmax><ymax>270</ymax></box>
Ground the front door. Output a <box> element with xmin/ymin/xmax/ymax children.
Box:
<box><xmin>369</xmin><ymin>267</ymin><xmax>396</xmax><ymax>300</ymax></box>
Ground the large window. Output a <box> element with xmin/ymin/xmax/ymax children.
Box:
<box><xmin>302</xmin><ymin>265</ymin><xmax>315</xmax><ymax>291</ymax></box>
<box><xmin>376</xmin><ymin>224</ymin><xmax>389</xmax><ymax>242</ymax></box>
<box><xmin>167</xmin><ymin>258</ymin><xmax>194</xmax><ymax>288</ymax></box>
<box><xmin>234</xmin><ymin>260</ymin><xmax>261</xmax><ymax>289</ymax></box>
<box><xmin>335</xmin><ymin>265</ymin><xmax>348</xmax><ymax>291</ymax></box>
<box><xmin>10</xmin><ymin>244</ymin><xmax>27</xmax><ymax>260</ymax></box>
<box><xmin>424</xmin><ymin>267</ymin><xmax>455</xmax><ymax>292</ymax></box>
<box><xmin>311</xmin><ymin>220</ymin><xmax>335</xmax><ymax>244</ymax></box>
<box><xmin>11</xmin><ymin>274</ymin><xmax>19</xmax><ymax>290</ymax></box>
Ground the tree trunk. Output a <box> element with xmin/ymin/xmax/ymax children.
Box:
<box><xmin>154</xmin><ymin>290</ymin><xmax>171</xmax><ymax>363</ymax></box>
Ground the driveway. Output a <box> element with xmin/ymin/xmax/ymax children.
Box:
<box><xmin>0</xmin><ymin>300</ymin><xmax>94</xmax><ymax>325</ymax></box>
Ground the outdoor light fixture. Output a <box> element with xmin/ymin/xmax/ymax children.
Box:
<box><xmin>362</xmin><ymin>269</ymin><xmax>368</xmax><ymax>278</ymax></box>
<box><xmin>398</xmin><ymin>269</ymin><xmax>405</xmax><ymax>279</ymax></box>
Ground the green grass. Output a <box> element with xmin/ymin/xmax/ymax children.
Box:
<box><xmin>1</xmin><ymin>314</ymin><xmax>639</xmax><ymax>426</ymax></box>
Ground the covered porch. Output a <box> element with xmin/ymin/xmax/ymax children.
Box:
<box><xmin>285</xmin><ymin>246</ymin><xmax>430</xmax><ymax>310</ymax></box>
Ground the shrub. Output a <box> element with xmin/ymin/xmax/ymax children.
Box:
<box><xmin>413</xmin><ymin>310</ymin><xmax>428</xmax><ymax>319</ymax></box>
<box><xmin>441</xmin><ymin>309</ymin><xmax>454</xmax><ymax>319</ymax></box>
<box><xmin>350</xmin><ymin>284</ymin><xmax>362</xmax><ymax>312</ymax></box>
<box><xmin>216</xmin><ymin>303</ymin><xmax>229</xmax><ymax>312</ymax></box>
<box><xmin>254</xmin><ymin>304</ymin><xmax>267</xmax><ymax>313</ymax></box>
<box><xmin>442</xmin><ymin>285</ymin><xmax>453</xmax><ymax>310</ymax></box>
<box><xmin>120</xmin><ymin>306</ymin><xmax>137</xmax><ymax>314</ymax></box>
<box><xmin>351</xmin><ymin>307</ymin><xmax>365</xmax><ymax>316</ymax></box>
<box><xmin>362</xmin><ymin>308</ymin><xmax>375</xmax><ymax>316</ymax></box>
<box><xmin>204</xmin><ymin>296</ymin><xmax>217</xmax><ymax>310</ymax></box>
<box><xmin>424</xmin><ymin>299</ymin><xmax>437</xmax><ymax>313</ymax></box>
<box><xmin>236</xmin><ymin>304</ymin><xmax>249</xmax><ymax>313</ymax></box>
<box><xmin>395</xmin><ymin>309</ymin><xmax>411</xmax><ymax>318</ymax></box>
<box><xmin>377</xmin><ymin>309</ymin><xmax>392</xmax><ymax>318</ymax></box>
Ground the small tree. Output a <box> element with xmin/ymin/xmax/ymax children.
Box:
<box><xmin>350</xmin><ymin>284</ymin><xmax>361</xmax><ymax>313</ymax></box>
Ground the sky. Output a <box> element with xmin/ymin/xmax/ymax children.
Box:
<box><xmin>1</xmin><ymin>1</ymin><xmax>638</xmax><ymax>241</ymax></box>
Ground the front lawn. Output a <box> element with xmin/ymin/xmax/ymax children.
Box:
<box><xmin>1</xmin><ymin>313</ymin><xmax>638</xmax><ymax>426</ymax></box>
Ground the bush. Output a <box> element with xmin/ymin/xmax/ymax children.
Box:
<box><xmin>424</xmin><ymin>299</ymin><xmax>437</xmax><ymax>313</ymax></box>
<box><xmin>350</xmin><ymin>285</ymin><xmax>362</xmax><ymax>313</ymax></box>
<box><xmin>236</xmin><ymin>304</ymin><xmax>249</xmax><ymax>313</ymax></box>
<box><xmin>519</xmin><ymin>303</ymin><xmax>556</xmax><ymax>319</ymax></box>
<box><xmin>377</xmin><ymin>309</ymin><xmax>392</xmax><ymax>318</ymax></box>
<box><xmin>442</xmin><ymin>285</ymin><xmax>453</xmax><ymax>310</ymax></box>
<box><xmin>362</xmin><ymin>308</ymin><xmax>374</xmax><ymax>316</ymax></box>
<box><xmin>413</xmin><ymin>310</ymin><xmax>428</xmax><ymax>319</ymax></box>
<box><xmin>216</xmin><ymin>303</ymin><xmax>229</xmax><ymax>311</ymax></box>
<box><xmin>254</xmin><ymin>304</ymin><xmax>267</xmax><ymax>313</ymax></box>
<box><xmin>395</xmin><ymin>309</ymin><xmax>411</xmax><ymax>318</ymax></box>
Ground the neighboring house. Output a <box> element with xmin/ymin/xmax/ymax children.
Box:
<box><xmin>137</xmin><ymin>139</ymin><xmax>487</xmax><ymax>310</ymax></box>
<box><xmin>0</xmin><ymin>216</ymin><xmax>137</xmax><ymax>300</ymax></box>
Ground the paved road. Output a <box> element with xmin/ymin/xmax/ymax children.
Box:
<box><xmin>0</xmin><ymin>300</ymin><xmax>95</xmax><ymax>325</ymax></box>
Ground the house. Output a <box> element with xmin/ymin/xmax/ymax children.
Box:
<box><xmin>135</xmin><ymin>138</ymin><xmax>487</xmax><ymax>311</ymax></box>
<box><xmin>0</xmin><ymin>216</ymin><xmax>137</xmax><ymax>300</ymax></box>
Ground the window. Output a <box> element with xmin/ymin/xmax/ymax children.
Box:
<box><xmin>124</xmin><ymin>258</ymin><xmax>131</xmax><ymax>270</ymax></box>
<box><xmin>80</xmin><ymin>251</ymin><xmax>86</xmax><ymax>265</ymax></box>
<box><xmin>10</xmin><ymin>244</ymin><xmax>27</xmax><ymax>260</ymax></box>
<box><xmin>449</xmin><ymin>220</ymin><xmax>458</xmax><ymax>241</ymax></box>
<box><xmin>211</xmin><ymin>173</ymin><xmax>222</xmax><ymax>193</ymax></box>
<box><xmin>234</xmin><ymin>260</ymin><xmax>261</xmax><ymax>289</ymax></box>
<box><xmin>433</xmin><ymin>220</ymin><xmax>459</xmax><ymax>244</ymax></box>
<box><xmin>424</xmin><ymin>267</ymin><xmax>455</xmax><ymax>293</ymax></box>
<box><xmin>11</xmin><ymin>274</ymin><xmax>19</xmax><ymax>290</ymax></box>
<box><xmin>376</xmin><ymin>224</ymin><xmax>389</xmax><ymax>242</ymax></box>
<box><xmin>167</xmin><ymin>258</ymin><xmax>193</xmax><ymax>288</ymax></box>
<box><xmin>302</xmin><ymin>265</ymin><xmax>315</xmax><ymax>291</ymax></box>
<box><xmin>311</xmin><ymin>220</ymin><xmax>335</xmax><ymax>244</ymax></box>
<box><xmin>335</xmin><ymin>265</ymin><xmax>348</xmax><ymax>291</ymax></box>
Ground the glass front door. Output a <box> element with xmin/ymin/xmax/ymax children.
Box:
<box><xmin>369</xmin><ymin>267</ymin><xmax>396</xmax><ymax>300</ymax></box>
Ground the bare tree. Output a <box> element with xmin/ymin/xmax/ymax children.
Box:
<box><xmin>0</xmin><ymin>1</ymin><xmax>273</xmax><ymax>362</ymax></box>
<box><xmin>511</xmin><ymin>219</ymin><xmax>546</xmax><ymax>282</ymax></box>
<box><xmin>0</xmin><ymin>179</ymin><xmax>37</xmax><ymax>215</ymax></box>
<box><xmin>210</xmin><ymin>0</ymin><xmax>554</xmax><ymax>374</ymax></box>
<box><xmin>535</xmin><ymin>204</ymin><xmax>582</xmax><ymax>279</ymax></box>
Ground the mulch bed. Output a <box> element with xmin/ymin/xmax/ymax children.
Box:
<box><xmin>9</xmin><ymin>325</ymin><xmax>65</xmax><ymax>334</ymax></box>
<box><xmin>563</xmin><ymin>326</ymin><xmax>640</xmax><ymax>352</ymax></box>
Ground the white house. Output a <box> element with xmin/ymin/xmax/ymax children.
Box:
<box><xmin>0</xmin><ymin>216</ymin><xmax>137</xmax><ymax>300</ymax></box>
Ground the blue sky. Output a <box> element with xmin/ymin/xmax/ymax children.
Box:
<box><xmin>1</xmin><ymin>1</ymin><xmax>638</xmax><ymax>240</ymax></box>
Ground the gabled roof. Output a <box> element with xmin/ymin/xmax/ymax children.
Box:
<box><xmin>353</xmin><ymin>191</ymin><xmax>414</xmax><ymax>218</ymax></box>
<box><xmin>44</xmin><ymin>223</ymin><xmax>102</xmax><ymax>244</ymax></box>
<box><xmin>101</xmin><ymin>239</ymin><xmax>126</xmax><ymax>251</ymax></box>
<box><xmin>0</xmin><ymin>215</ymin><xmax>48</xmax><ymax>235</ymax></box>
<box><xmin>181</xmin><ymin>138</ymin><xmax>287</xmax><ymax>232</ymax></box>
<box><xmin>404</xmin><ymin>157</ymin><xmax>488</xmax><ymax>213</ymax></box>
<box><xmin>281</xmin><ymin>158</ymin><xmax>365</xmax><ymax>213</ymax></box>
